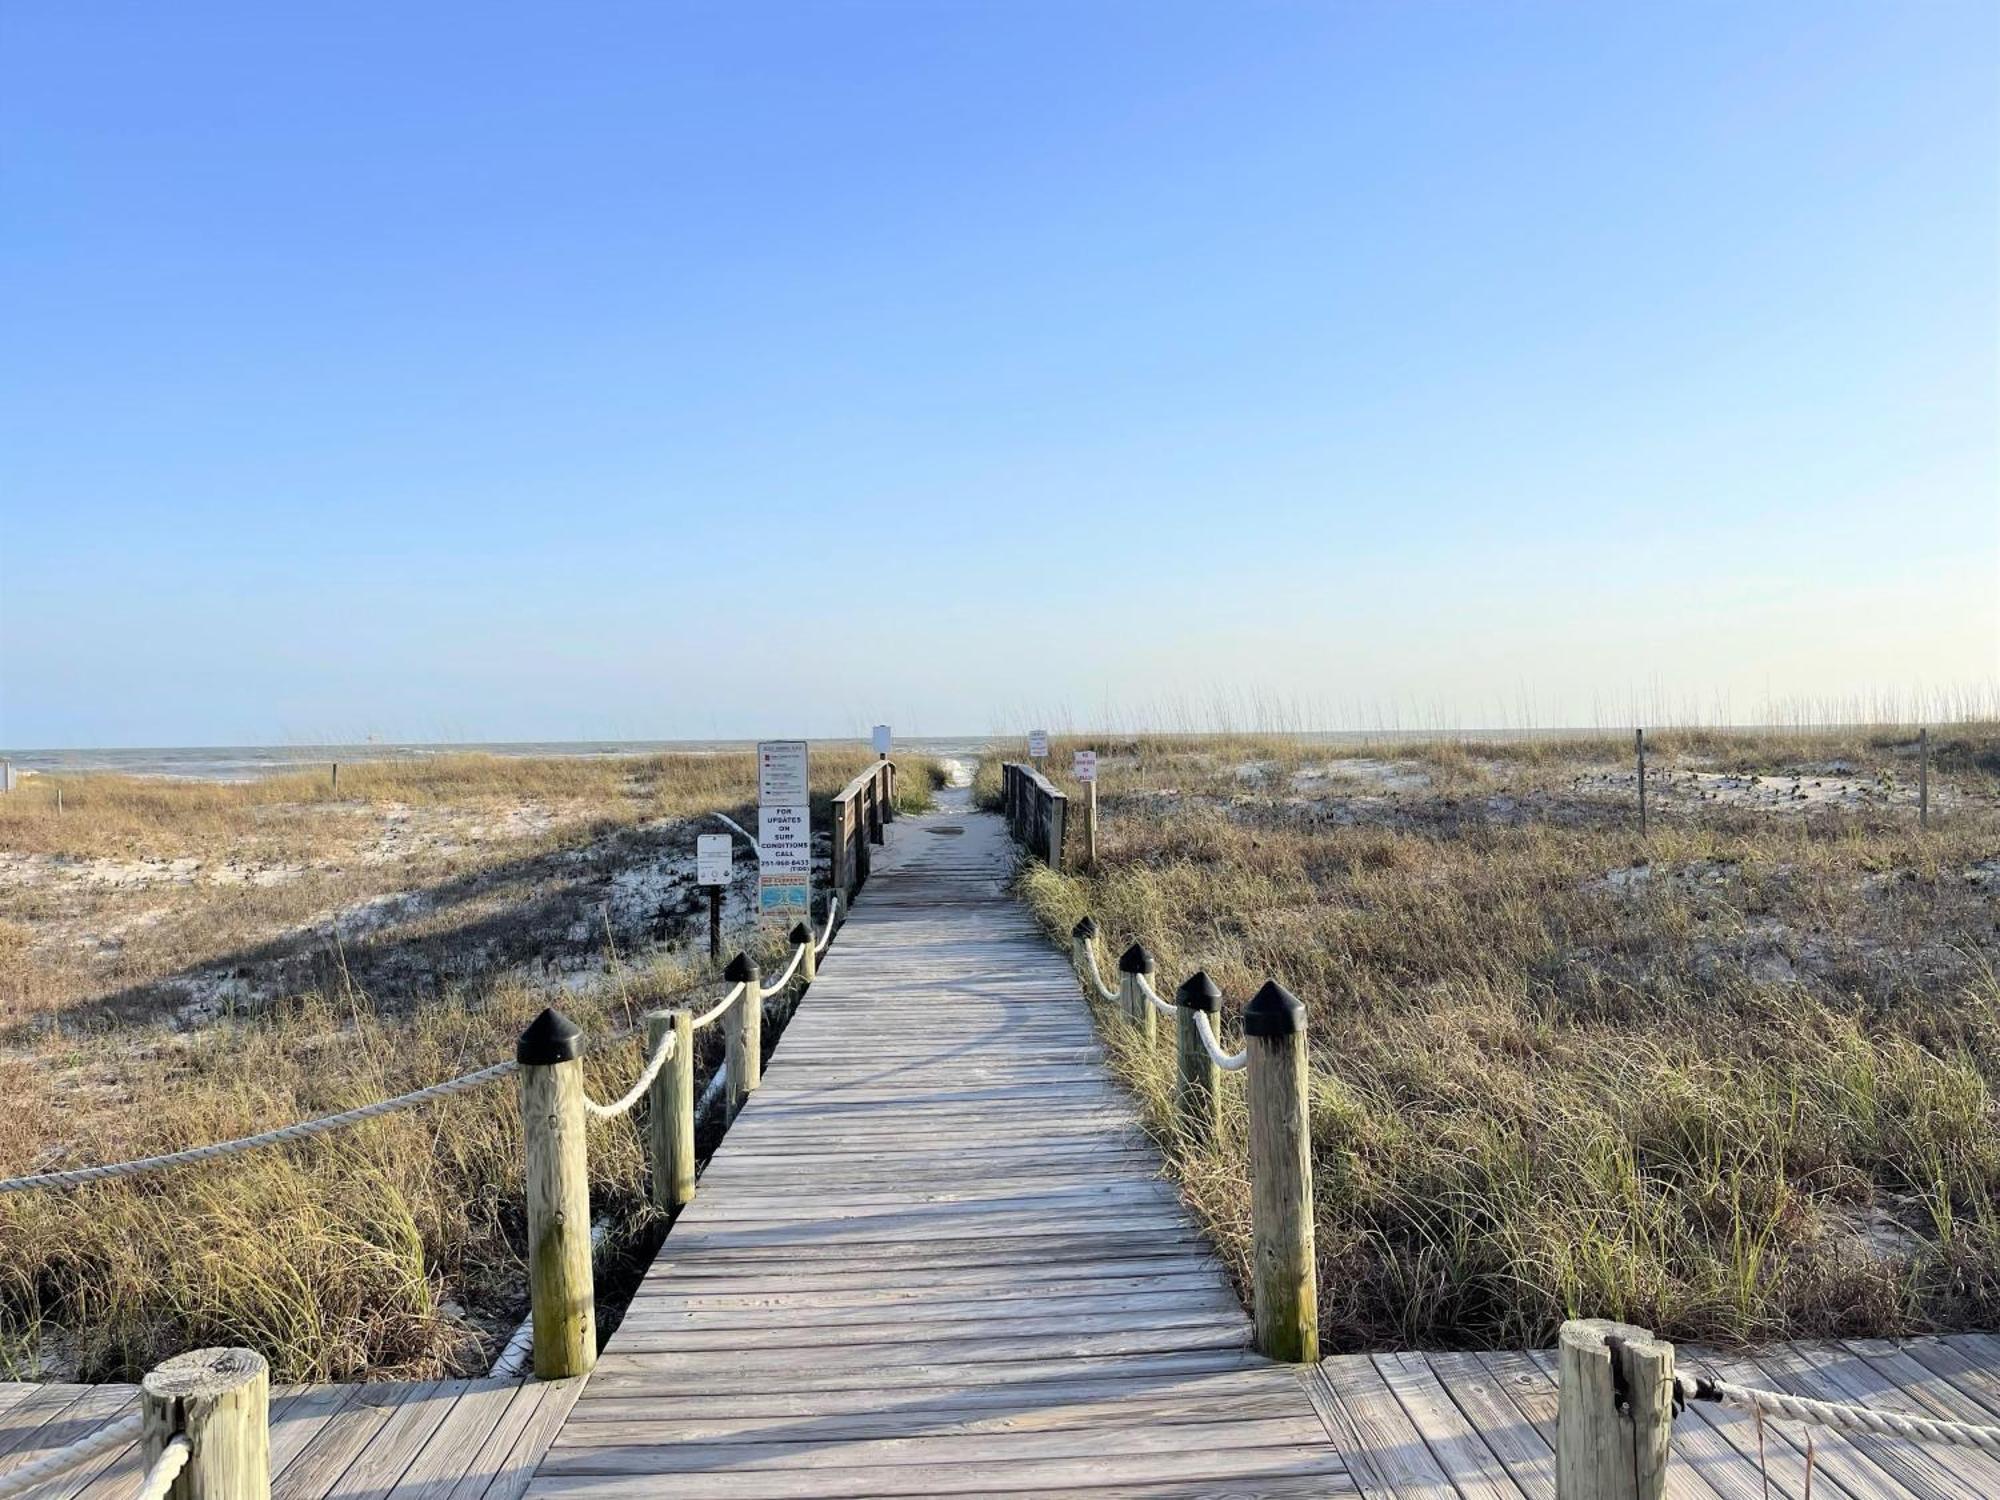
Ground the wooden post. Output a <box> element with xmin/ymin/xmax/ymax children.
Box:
<box><xmin>880</xmin><ymin>755</ymin><xmax>894</xmax><ymax>823</ymax></box>
<box><xmin>831</xmin><ymin>800</ymin><xmax>851</xmax><ymax>905</ymax></box>
<box><xmin>515</xmin><ymin>1008</ymin><xmax>596</xmax><ymax>1378</ymax></box>
<box><xmin>645</xmin><ymin>1007</ymin><xmax>695</xmax><ymax>1210</ymax></box>
<box><xmin>1244</xmin><ymin>981</ymin><xmax>1317</xmax><ymax>1362</ymax></box>
<box><xmin>1047</xmin><ymin>787</ymin><xmax>1068</xmax><ymax>873</ymax></box>
<box><xmin>330</xmin><ymin>762</ymin><xmax>338</xmax><ymax>796</ymax></box>
<box><xmin>141</xmin><ymin>1347</ymin><xmax>269</xmax><ymax>1500</ymax></box>
<box><xmin>722</xmin><ymin>953</ymin><xmax>761</xmax><ymax>1115</ymax></box>
<box><xmin>1919</xmin><ymin>727</ymin><xmax>1930</xmax><ymax>830</ymax></box>
<box><xmin>1635</xmin><ymin>728</ymin><xmax>1647</xmax><ymax>838</ymax></box>
<box><xmin>793</xmin><ymin>922</ymin><xmax>817</xmax><ymax>985</ymax></box>
<box><xmin>707</xmin><ymin>886</ymin><xmax>722</xmax><ymax>959</ymax></box>
<box><xmin>1084</xmin><ymin>778</ymin><xmax>1098</xmax><ymax>870</ymax></box>
<box><xmin>1117</xmin><ymin>942</ymin><xmax>1157</xmax><ymax>1046</ymax></box>
<box><xmin>1555</xmin><ymin>1318</ymin><xmax>1675</xmax><ymax>1500</ymax></box>
<box><xmin>869</xmin><ymin>773</ymin><xmax>885</xmax><ymax>845</ymax></box>
<box><xmin>1174</xmin><ymin>971</ymin><xmax>1223</xmax><ymax>1148</ymax></box>
<box><xmin>1070</xmin><ymin>916</ymin><xmax>1098</xmax><ymax>983</ymax></box>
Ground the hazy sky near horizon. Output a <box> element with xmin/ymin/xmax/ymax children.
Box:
<box><xmin>3</xmin><ymin>3</ymin><xmax>1996</xmax><ymax>748</ymax></box>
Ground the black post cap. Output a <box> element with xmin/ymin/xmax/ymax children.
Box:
<box><xmin>723</xmin><ymin>951</ymin><xmax>758</xmax><ymax>982</ymax></box>
<box><xmin>1174</xmin><ymin>970</ymin><xmax>1221</xmax><ymax>1012</ymax></box>
<box><xmin>517</xmin><ymin>1007</ymin><xmax>583</xmax><ymax>1065</ymax></box>
<box><xmin>788</xmin><ymin>922</ymin><xmax>813</xmax><ymax>945</ymax></box>
<box><xmin>1242</xmin><ymin>980</ymin><xmax>1306</xmax><ymax>1038</ymax></box>
<box><xmin>1117</xmin><ymin>942</ymin><xmax>1156</xmax><ymax>975</ymax></box>
<box><xmin>1072</xmin><ymin>915</ymin><xmax>1097</xmax><ymax>940</ymax></box>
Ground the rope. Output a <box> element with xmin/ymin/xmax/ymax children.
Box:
<box><xmin>689</xmin><ymin>981</ymin><xmax>747</xmax><ymax>1033</ymax></box>
<box><xmin>0</xmin><ymin>1060</ymin><xmax>518</xmax><ymax>1195</ymax></box>
<box><xmin>1075</xmin><ymin>941</ymin><xmax>1120</xmax><ymax>1004</ymax></box>
<box><xmin>582</xmin><ymin>1028</ymin><xmax>678</xmax><ymax>1121</ymax></box>
<box><xmin>1192</xmin><ymin>1009</ymin><xmax>1248</xmax><ymax>1072</ymax></box>
<box><xmin>0</xmin><ymin>1413</ymin><xmax>142</xmax><ymax>1500</ymax></box>
<box><xmin>1678</xmin><ymin>1374</ymin><xmax>2000</xmax><ymax>1452</ymax></box>
<box><xmin>133</xmin><ymin>1437</ymin><xmax>191</xmax><ymax>1500</ymax></box>
<box><xmin>759</xmin><ymin>942</ymin><xmax>806</xmax><ymax>998</ymax></box>
<box><xmin>1133</xmin><ymin>974</ymin><xmax>1178</xmax><ymax>1017</ymax></box>
<box><xmin>814</xmin><ymin>895</ymin><xmax>841</xmax><ymax>957</ymax></box>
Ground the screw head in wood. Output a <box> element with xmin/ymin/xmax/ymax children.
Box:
<box><xmin>516</xmin><ymin>1007</ymin><xmax>583</xmax><ymax>1065</ymax></box>
<box><xmin>1174</xmin><ymin>971</ymin><xmax>1221</xmax><ymax>1012</ymax></box>
<box><xmin>1243</xmin><ymin>980</ymin><xmax>1305</xmax><ymax>1037</ymax></box>
<box><xmin>1117</xmin><ymin>942</ymin><xmax>1155</xmax><ymax>975</ymax></box>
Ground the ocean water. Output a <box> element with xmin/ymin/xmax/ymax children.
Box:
<box><xmin>0</xmin><ymin>738</ymin><xmax>997</xmax><ymax>783</ymax></box>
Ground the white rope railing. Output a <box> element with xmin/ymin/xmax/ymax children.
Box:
<box><xmin>0</xmin><ymin>1059</ymin><xmax>519</xmax><ymax>1195</ymax></box>
<box><xmin>1133</xmin><ymin>974</ymin><xmax>1178</xmax><ymax>1017</ymax></box>
<box><xmin>759</xmin><ymin>942</ymin><xmax>807</xmax><ymax>998</ymax></box>
<box><xmin>689</xmin><ymin>980</ymin><xmax>747</xmax><ymax>1033</ymax></box>
<box><xmin>1192</xmin><ymin>1008</ymin><xmax>1248</xmax><ymax>1071</ymax></box>
<box><xmin>0</xmin><ymin>1412</ymin><xmax>142</xmax><ymax>1500</ymax></box>
<box><xmin>814</xmin><ymin>895</ymin><xmax>841</xmax><ymax>957</ymax></box>
<box><xmin>1678</xmin><ymin>1373</ymin><xmax>2000</xmax><ymax>1452</ymax></box>
<box><xmin>132</xmin><ymin>1437</ymin><xmax>192</xmax><ymax>1500</ymax></box>
<box><xmin>1075</xmin><ymin>941</ymin><xmax>1121</xmax><ymax>1004</ymax></box>
<box><xmin>582</xmin><ymin>1028</ymin><xmax>678</xmax><ymax>1121</ymax></box>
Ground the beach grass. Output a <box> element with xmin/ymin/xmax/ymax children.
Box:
<box><xmin>999</xmin><ymin>724</ymin><xmax>2000</xmax><ymax>1351</ymax></box>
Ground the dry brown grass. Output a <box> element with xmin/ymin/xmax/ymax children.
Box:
<box><xmin>1001</xmin><ymin>727</ymin><xmax>2000</xmax><ymax>1352</ymax></box>
<box><xmin>0</xmin><ymin>747</ymin><xmax>943</xmax><ymax>1380</ymax></box>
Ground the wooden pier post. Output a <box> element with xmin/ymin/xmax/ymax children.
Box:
<box><xmin>1635</xmin><ymin>728</ymin><xmax>1647</xmax><ymax>838</ymax></box>
<box><xmin>1244</xmin><ymin>981</ymin><xmax>1317</xmax><ymax>1362</ymax></box>
<box><xmin>1555</xmin><ymin>1318</ymin><xmax>1675</xmax><ymax>1500</ymax></box>
<box><xmin>1047</xmin><ymin>786</ymin><xmax>1068</xmax><ymax>873</ymax></box>
<box><xmin>723</xmin><ymin>953</ymin><xmax>761</xmax><ymax>1115</ymax></box>
<box><xmin>1173</xmin><ymin>971</ymin><xmax>1223</xmax><ymax>1148</ymax></box>
<box><xmin>645</xmin><ymin>1007</ymin><xmax>695</xmax><ymax>1210</ymax></box>
<box><xmin>1919</xmin><ymin>726</ymin><xmax>1930</xmax><ymax>830</ymax></box>
<box><xmin>1084</xmin><ymin>778</ymin><xmax>1098</xmax><ymax>870</ymax></box>
<box><xmin>1117</xmin><ymin>942</ymin><xmax>1157</xmax><ymax>1046</ymax></box>
<box><xmin>141</xmin><ymin>1347</ymin><xmax>269</xmax><ymax>1500</ymax></box>
<box><xmin>794</xmin><ymin>921</ymin><xmax>817</xmax><ymax>986</ymax></box>
<box><xmin>516</xmin><ymin>1007</ymin><xmax>596</xmax><ymax>1378</ymax></box>
<box><xmin>1070</xmin><ymin>916</ymin><xmax>1098</xmax><ymax>984</ymax></box>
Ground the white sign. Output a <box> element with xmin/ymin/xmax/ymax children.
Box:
<box><xmin>1028</xmin><ymin>730</ymin><xmax>1049</xmax><ymax>760</ymax></box>
<box><xmin>757</xmin><ymin>805</ymin><xmax>812</xmax><ymax>874</ymax></box>
<box><xmin>757</xmin><ymin>739</ymin><xmax>812</xmax><ymax>918</ymax></box>
<box><xmin>871</xmin><ymin>724</ymin><xmax>892</xmax><ymax>755</ymax></box>
<box><xmin>757</xmin><ymin>740</ymin><xmax>809</xmax><ymax>805</ymax></box>
<box><xmin>696</xmin><ymin>833</ymin><xmax>732</xmax><ymax>887</ymax></box>
<box><xmin>1072</xmin><ymin>749</ymin><xmax>1097</xmax><ymax>783</ymax></box>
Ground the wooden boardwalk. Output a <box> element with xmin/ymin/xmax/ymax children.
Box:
<box><xmin>532</xmin><ymin>791</ymin><xmax>1350</xmax><ymax>1497</ymax></box>
<box><xmin>0</xmin><ymin>1376</ymin><xmax>579</xmax><ymax>1500</ymax></box>
<box><xmin>8</xmin><ymin>788</ymin><xmax>1999</xmax><ymax>1498</ymax></box>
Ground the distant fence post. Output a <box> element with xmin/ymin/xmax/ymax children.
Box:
<box><xmin>1635</xmin><ymin>728</ymin><xmax>1647</xmax><ymax>837</ymax></box>
<box><xmin>141</xmin><ymin>1346</ymin><xmax>269</xmax><ymax>1500</ymax></box>
<box><xmin>1919</xmin><ymin>727</ymin><xmax>1930</xmax><ymax>830</ymax></box>
<box><xmin>1117</xmin><ymin>942</ymin><xmax>1157</xmax><ymax>1046</ymax></box>
<box><xmin>1244</xmin><ymin>981</ymin><xmax>1317</xmax><ymax>1362</ymax></box>
<box><xmin>330</xmin><ymin>762</ymin><xmax>338</xmax><ymax>796</ymax></box>
<box><xmin>1047</xmin><ymin>784</ymin><xmax>1068</xmax><ymax>873</ymax></box>
<box><xmin>881</xmin><ymin>758</ymin><xmax>895</xmax><ymax>824</ymax></box>
<box><xmin>1173</xmin><ymin>971</ymin><xmax>1223</xmax><ymax>1147</ymax></box>
<box><xmin>516</xmin><ymin>1008</ymin><xmax>596</xmax><ymax>1378</ymax></box>
<box><xmin>1084</xmin><ymin>779</ymin><xmax>1098</xmax><ymax>869</ymax></box>
<box><xmin>1555</xmin><ymin>1319</ymin><xmax>1675</xmax><ymax>1500</ymax></box>
<box><xmin>646</xmin><ymin>1007</ymin><xmax>695</xmax><ymax>1210</ymax></box>
<box><xmin>831</xmin><ymin>799</ymin><xmax>853</xmax><ymax>905</ymax></box>
<box><xmin>868</xmin><ymin>771</ymin><xmax>885</xmax><ymax>846</ymax></box>
<box><xmin>723</xmin><ymin>953</ymin><xmax>761</xmax><ymax>1115</ymax></box>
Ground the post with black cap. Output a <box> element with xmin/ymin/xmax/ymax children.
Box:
<box><xmin>1173</xmin><ymin>971</ymin><xmax>1223</xmax><ymax>1147</ymax></box>
<box><xmin>1244</xmin><ymin>980</ymin><xmax>1317</xmax><ymax>1362</ymax></box>
<box><xmin>723</xmin><ymin>952</ymin><xmax>761</xmax><ymax>1116</ymax></box>
<box><xmin>1117</xmin><ymin>942</ymin><xmax>1157</xmax><ymax>1046</ymax></box>
<box><xmin>645</xmin><ymin>1005</ymin><xmax>695</xmax><ymax>1210</ymax></box>
<box><xmin>794</xmin><ymin>921</ymin><xmax>817</xmax><ymax>986</ymax></box>
<box><xmin>1069</xmin><ymin>916</ymin><xmax>1098</xmax><ymax>987</ymax></box>
<box><xmin>517</xmin><ymin>1007</ymin><xmax>596</xmax><ymax>1378</ymax></box>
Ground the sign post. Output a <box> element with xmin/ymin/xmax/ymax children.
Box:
<box><xmin>1073</xmin><ymin>749</ymin><xmax>1099</xmax><ymax>869</ymax></box>
<box><xmin>756</xmin><ymin>740</ymin><xmax>812</xmax><ymax>921</ymax></box>
<box><xmin>1028</xmin><ymin>729</ymin><xmax>1049</xmax><ymax>772</ymax></box>
<box><xmin>872</xmin><ymin>724</ymin><xmax>891</xmax><ymax>759</ymax></box>
<box><xmin>696</xmin><ymin>833</ymin><xmax>732</xmax><ymax>958</ymax></box>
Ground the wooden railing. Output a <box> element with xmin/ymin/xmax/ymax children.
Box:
<box><xmin>830</xmin><ymin>760</ymin><xmax>896</xmax><ymax>903</ymax></box>
<box><xmin>1001</xmin><ymin>762</ymin><xmax>1066</xmax><ymax>871</ymax></box>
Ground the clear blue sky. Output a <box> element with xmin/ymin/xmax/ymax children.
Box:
<box><xmin>3</xmin><ymin>3</ymin><xmax>1995</xmax><ymax>747</ymax></box>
